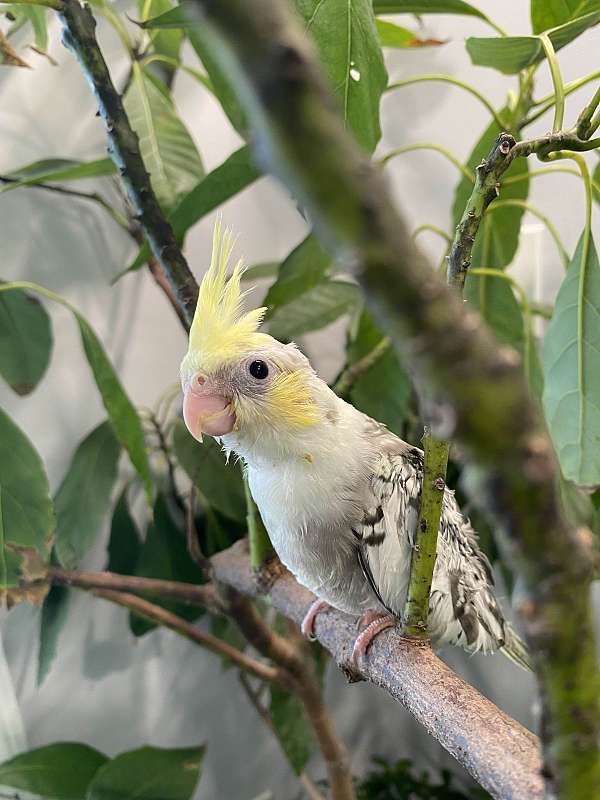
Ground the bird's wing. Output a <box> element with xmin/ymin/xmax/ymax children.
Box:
<box><xmin>354</xmin><ymin>440</ymin><xmax>510</xmax><ymax>655</ymax></box>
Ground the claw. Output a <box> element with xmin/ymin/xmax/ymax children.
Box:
<box><xmin>352</xmin><ymin>613</ymin><xmax>396</xmax><ymax>667</ymax></box>
<box><xmin>301</xmin><ymin>599</ymin><xmax>331</xmax><ymax>639</ymax></box>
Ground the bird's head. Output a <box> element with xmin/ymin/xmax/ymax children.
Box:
<box><xmin>180</xmin><ymin>223</ymin><xmax>323</xmax><ymax>454</ymax></box>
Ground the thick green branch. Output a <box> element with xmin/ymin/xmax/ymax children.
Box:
<box><xmin>403</xmin><ymin>431</ymin><xmax>449</xmax><ymax>637</ymax></box>
<box><xmin>185</xmin><ymin>1</ymin><xmax>600</xmax><ymax>796</ymax></box>
<box><xmin>58</xmin><ymin>0</ymin><xmax>199</xmax><ymax>327</ymax></box>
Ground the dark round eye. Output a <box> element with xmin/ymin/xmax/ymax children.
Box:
<box><xmin>249</xmin><ymin>360</ymin><xmax>269</xmax><ymax>379</ymax></box>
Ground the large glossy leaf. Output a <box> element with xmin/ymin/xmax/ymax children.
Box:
<box><xmin>0</xmin><ymin>408</ymin><xmax>54</xmax><ymax>593</ymax></box>
<box><xmin>451</xmin><ymin>114</ymin><xmax>530</xmax><ymax>270</ymax></box>
<box><xmin>87</xmin><ymin>745</ymin><xmax>204</xmax><ymax>800</ymax></box>
<box><xmin>75</xmin><ymin>313</ymin><xmax>153</xmax><ymax>505</ymax></box>
<box><xmin>294</xmin><ymin>0</ymin><xmax>387</xmax><ymax>152</ymax></box>
<box><xmin>0</xmin><ymin>743</ymin><xmax>107</xmax><ymax>800</ymax></box>
<box><xmin>467</xmin><ymin>11</ymin><xmax>600</xmax><ymax>74</ymax></box>
<box><xmin>129</xmin><ymin>495</ymin><xmax>203</xmax><ymax>636</ymax></box>
<box><xmin>54</xmin><ymin>422</ymin><xmax>121</xmax><ymax>568</ymax></box>
<box><xmin>264</xmin><ymin>234</ymin><xmax>331</xmax><ymax>312</ymax></box>
<box><xmin>37</xmin><ymin>582</ymin><xmax>71</xmax><ymax>686</ymax></box>
<box><xmin>124</xmin><ymin>146</ymin><xmax>259</xmax><ymax>274</ymax></box>
<box><xmin>531</xmin><ymin>0</ymin><xmax>600</xmax><ymax>33</ymax></box>
<box><xmin>268</xmin><ymin>278</ymin><xmax>360</xmax><ymax>340</ymax></box>
<box><xmin>124</xmin><ymin>63</ymin><xmax>204</xmax><ymax>212</ymax></box>
<box><xmin>0</xmin><ymin>283</ymin><xmax>52</xmax><ymax>395</ymax></box>
<box><xmin>373</xmin><ymin>0</ymin><xmax>486</xmax><ymax>16</ymax></box>
<box><xmin>0</xmin><ymin>158</ymin><xmax>115</xmax><ymax>193</ymax></box>
<box><xmin>543</xmin><ymin>233</ymin><xmax>600</xmax><ymax>485</ymax></box>
<box><xmin>270</xmin><ymin>687</ymin><xmax>314</xmax><ymax>775</ymax></box>
<box><xmin>464</xmin><ymin>274</ymin><xmax>524</xmax><ymax>352</ymax></box>
<box><xmin>173</xmin><ymin>419</ymin><xmax>246</xmax><ymax>521</ymax></box>
<box><xmin>345</xmin><ymin>310</ymin><xmax>411</xmax><ymax>435</ymax></box>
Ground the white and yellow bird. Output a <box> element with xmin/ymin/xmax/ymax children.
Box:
<box><xmin>180</xmin><ymin>222</ymin><xmax>530</xmax><ymax>668</ymax></box>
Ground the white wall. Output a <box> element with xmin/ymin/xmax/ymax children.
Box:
<box><xmin>1</xmin><ymin>1</ymin><xmax>598</xmax><ymax>796</ymax></box>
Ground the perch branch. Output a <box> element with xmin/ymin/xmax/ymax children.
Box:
<box><xmin>92</xmin><ymin>587</ymin><xmax>281</xmax><ymax>684</ymax></box>
<box><xmin>214</xmin><ymin>541</ymin><xmax>542</xmax><ymax>800</ymax></box>
<box><xmin>184</xmin><ymin>1</ymin><xmax>600</xmax><ymax>796</ymax></box>
<box><xmin>58</xmin><ymin>0</ymin><xmax>199</xmax><ymax>327</ymax></box>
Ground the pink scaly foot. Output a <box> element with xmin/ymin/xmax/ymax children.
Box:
<box><xmin>301</xmin><ymin>599</ymin><xmax>332</xmax><ymax>639</ymax></box>
<box><xmin>352</xmin><ymin>613</ymin><xmax>397</xmax><ymax>667</ymax></box>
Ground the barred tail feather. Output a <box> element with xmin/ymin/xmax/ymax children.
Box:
<box><xmin>501</xmin><ymin>625</ymin><xmax>532</xmax><ymax>671</ymax></box>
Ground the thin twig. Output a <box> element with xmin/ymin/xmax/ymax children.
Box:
<box><xmin>48</xmin><ymin>565</ymin><xmax>224</xmax><ymax>613</ymax></box>
<box><xmin>93</xmin><ymin>588</ymin><xmax>282</xmax><ymax>684</ymax></box>
<box><xmin>333</xmin><ymin>337</ymin><xmax>390</xmax><ymax>398</ymax></box>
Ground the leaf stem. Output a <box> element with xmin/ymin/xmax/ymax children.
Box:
<box><xmin>380</xmin><ymin>143</ymin><xmax>474</xmax><ymax>183</ymax></box>
<box><xmin>412</xmin><ymin>224</ymin><xmax>452</xmax><ymax>245</ymax></box>
<box><xmin>487</xmin><ymin>198</ymin><xmax>569</xmax><ymax>268</ymax></box>
<box><xmin>386</xmin><ymin>74</ymin><xmax>507</xmax><ymax>130</ymax></box>
<box><xmin>576</xmin><ymin>84</ymin><xmax>600</xmax><ymax>140</ymax></box>
<box><xmin>539</xmin><ymin>33</ymin><xmax>565</xmax><ymax>133</ymax></box>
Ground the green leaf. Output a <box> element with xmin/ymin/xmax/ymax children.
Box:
<box><xmin>129</xmin><ymin>495</ymin><xmax>202</xmax><ymax>636</ymax></box>
<box><xmin>376</xmin><ymin>18</ymin><xmax>445</xmax><ymax>47</ymax></box>
<box><xmin>543</xmin><ymin>233</ymin><xmax>600</xmax><ymax>485</ymax></box>
<box><xmin>0</xmin><ymin>283</ymin><xmax>52</xmax><ymax>395</ymax></box>
<box><xmin>0</xmin><ymin>743</ymin><xmax>107</xmax><ymax>800</ymax></box>
<box><xmin>268</xmin><ymin>278</ymin><xmax>360</xmax><ymax>340</ymax></box>
<box><xmin>124</xmin><ymin>63</ymin><xmax>204</xmax><ymax>212</ymax></box>
<box><xmin>123</xmin><ymin>146</ymin><xmax>259</xmax><ymax>275</ymax></box>
<box><xmin>466</xmin><ymin>11</ymin><xmax>600</xmax><ymax>74</ymax></box>
<box><xmin>140</xmin><ymin>0</ymin><xmax>182</xmax><ymax>62</ymax></box>
<box><xmin>270</xmin><ymin>686</ymin><xmax>314</xmax><ymax>775</ymax></box>
<box><xmin>593</xmin><ymin>160</ymin><xmax>600</xmax><ymax>206</ymax></box>
<box><xmin>37</xmin><ymin>582</ymin><xmax>71</xmax><ymax>686</ymax></box>
<box><xmin>0</xmin><ymin>158</ymin><xmax>116</xmax><ymax>194</ymax></box>
<box><xmin>531</xmin><ymin>0</ymin><xmax>600</xmax><ymax>33</ymax></box>
<box><xmin>75</xmin><ymin>314</ymin><xmax>153</xmax><ymax>505</ymax></box>
<box><xmin>107</xmin><ymin>490</ymin><xmax>141</xmax><ymax>574</ymax></box>
<box><xmin>294</xmin><ymin>0</ymin><xmax>387</xmax><ymax>152</ymax></box>
<box><xmin>0</xmin><ymin>407</ymin><xmax>54</xmax><ymax>593</ymax></box>
<box><xmin>54</xmin><ymin>421</ymin><xmax>121</xmax><ymax>569</ymax></box>
<box><xmin>20</xmin><ymin>4</ymin><xmax>47</xmax><ymax>50</ymax></box>
<box><xmin>241</xmin><ymin>262</ymin><xmax>280</xmax><ymax>282</ymax></box>
<box><xmin>87</xmin><ymin>745</ymin><xmax>204</xmax><ymax>800</ymax></box>
<box><xmin>346</xmin><ymin>310</ymin><xmax>410</xmax><ymax>435</ymax></box>
<box><xmin>464</xmin><ymin>274</ymin><xmax>524</xmax><ymax>351</ymax></box>
<box><xmin>264</xmin><ymin>234</ymin><xmax>331</xmax><ymax>313</ymax></box>
<box><xmin>173</xmin><ymin>418</ymin><xmax>246</xmax><ymax>521</ymax></box>
<box><xmin>373</xmin><ymin>0</ymin><xmax>486</xmax><ymax>16</ymax></box>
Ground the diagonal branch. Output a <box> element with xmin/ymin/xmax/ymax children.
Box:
<box><xmin>57</xmin><ymin>0</ymin><xmax>199</xmax><ymax>327</ymax></box>
<box><xmin>184</xmin><ymin>1</ymin><xmax>600</xmax><ymax>797</ymax></box>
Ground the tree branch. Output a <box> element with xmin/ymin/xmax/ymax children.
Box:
<box><xmin>57</xmin><ymin>0</ymin><xmax>199</xmax><ymax>327</ymax></box>
<box><xmin>184</xmin><ymin>2</ymin><xmax>600</xmax><ymax>796</ymax></box>
<box><xmin>214</xmin><ymin>540</ymin><xmax>542</xmax><ymax>800</ymax></box>
<box><xmin>223</xmin><ymin>586</ymin><xmax>355</xmax><ymax>800</ymax></box>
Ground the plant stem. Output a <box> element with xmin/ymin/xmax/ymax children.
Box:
<box><xmin>412</xmin><ymin>223</ymin><xmax>452</xmax><ymax>245</ymax></box>
<box><xmin>403</xmin><ymin>430</ymin><xmax>449</xmax><ymax>637</ymax></box>
<box><xmin>576</xmin><ymin>84</ymin><xmax>600</xmax><ymax>140</ymax></box>
<box><xmin>380</xmin><ymin>143</ymin><xmax>474</xmax><ymax>183</ymax></box>
<box><xmin>539</xmin><ymin>34</ymin><xmax>565</xmax><ymax>133</ymax></box>
<box><xmin>486</xmin><ymin>199</ymin><xmax>569</xmax><ymax>268</ymax></box>
<box><xmin>386</xmin><ymin>74</ymin><xmax>507</xmax><ymax>130</ymax></box>
<box><xmin>58</xmin><ymin>0</ymin><xmax>199</xmax><ymax>327</ymax></box>
<box><xmin>447</xmin><ymin>133</ymin><xmax>515</xmax><ymax>291</ymax></box>
<box><xmin>244</xmin><ymin>477</ymin><xmax>274</xmax><ymax>570</ymax></box>
<box><xmin>333</xmin><ymin>337</ymin><xmax>390</xmax><ymax>398</ymax></box>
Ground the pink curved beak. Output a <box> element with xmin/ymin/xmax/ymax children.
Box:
<box><xmin>183</xmin><ymin>386</ymin><xmax>236</xmax><ymax>441</ymax></box>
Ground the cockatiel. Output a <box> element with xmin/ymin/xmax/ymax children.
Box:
<box><xmin>180</xmin><ymin>222</ymin><xmax>530</xmax><ymax>669</ymax></box>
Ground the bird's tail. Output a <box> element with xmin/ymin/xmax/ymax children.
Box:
<box><xmin>501</xmin><ymin>625</ymin><xmax>532</xmax><ymax>671</ymax></box>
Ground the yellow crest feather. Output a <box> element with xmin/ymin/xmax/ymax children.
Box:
<box><xmin>183</xmin><ymin>221</ymin><xmax>270</xmax><ymax>373</ymax></box>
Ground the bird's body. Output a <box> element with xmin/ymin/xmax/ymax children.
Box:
<box><xmin>181</xmin><ymin>223</ymin><xmax>529</xmax><ymax>668</ymax></box>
